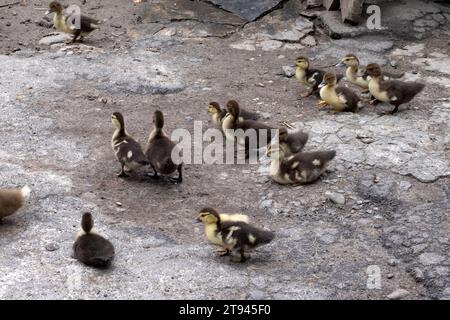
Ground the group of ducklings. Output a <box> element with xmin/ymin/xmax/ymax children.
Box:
<box><xmin>1</xmin><ymin>2</ymin><xmax>429</xmax><ymax>268</ymax></box>
<box><xmin>295</xmin><ymin>55</ymin><xmax>425</xmax><ymax>114</ymax></box>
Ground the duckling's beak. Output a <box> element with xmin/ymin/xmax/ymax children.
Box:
<box><xmin>45</xmin><ymin>10</ymin><xmax>51</xmax><ymax>15</ymax></box>
<box><xmin>195</xmin><ymin>217</ymin><xmax>201</xmax><ymax>223</ymax></box>
<box><xmin>336</xmin><ymin>61</ymin><xmax>346</xmax><ymax>68</ymax></box>
<box><xmin>318</xmin><ymin>80</ymin><xmax>327</xmax><ymax>88</ymax></box>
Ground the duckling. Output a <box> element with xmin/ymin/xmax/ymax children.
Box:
<box><xmin>73</xmin><ymin>213</ymin><xmax>115</xmax><ymax>268</ymax></box>
<box><xmin>0</xmin><ymin>186</ymin><xmax>31</xmax><ymax>223</ymax></box>
<box><xmin>197</xmin><ymin>208</ymin><xmax>274</xmax><ymax>263</ymax></box>
<box><xmin>111</xmin><ymin>112</ymin><xmax>150</xmax><ymax>178</ymax></box>
<box><xmin>364</xmin><ymin>63</ymin><xmax>425</xmax><ymax>114</ymax></box>
<box><xmin>222</xmin><ymin>100</ymin><xmax>274</xmax><ymax>151</ymax></box>
<box><xmin>46</xmin><ymin>1</ymin><xmax>100</xmax><ymax>43</ymax></box>
<box><xmin>197</xmin><ymin>211</ymin><xmax>250</xmax><ymax>256</ymax></box>
<box><xmin>207</xmin><ymin>101</ymin><xmax>259</xmax><ymax>129</ymax></box>
<box><xmin>336</xmin><ymin>54</ymin><xmax>404</xmax><ymax>100</ymax></box>
<box><xmin>295</xmin><ymin>56</ymin><xmax>343</xmax><ymax>98</ymax></box>
<box><xmin>267</xmin><ymin>142</ymin><xmax>336</xmax><ymax>185</ymax></box>
<box><xmin>318</xmin><ymin>73</ymin><xmax>362</xmax><ymax>113</ymax></box>
<box><xmin>279</xmin><ymin>127</ymin><xmax>309</xmax><ymax>155</ymax></box>
<box><xmin>144</xmin><ymin>110</ymin><xmax>183</xmax><ymax>183</ymax></box>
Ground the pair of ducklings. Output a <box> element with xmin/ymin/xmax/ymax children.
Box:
<box><xmin>111</xmin><ymin>111</ymin><xmax>182</xmax><ymax>183</ymax></box>
<box><xmin>46</xmin><ymin>1</ymin><xmax>100</xmax><ymax>43</ymax></box>
<box><xmin>295</xmin><ymin>55</ymin><xmax>425</xmax><ymax>114</ymax></box>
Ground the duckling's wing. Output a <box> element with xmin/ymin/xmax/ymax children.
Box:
<box><xmin>117</xmin><ymin>138</ymin><xmax>149</xmax><ymax>165</ymax></box>
<box><xmin>306</xmin><ymin>69</ymin><xmax>326</xmax><ymax>86</ymax></box>
<box><xmin>73</xmin><ymin>235</ymin><xmax>115</xmax><ymax>268</ymax></box>
<box><xmin>336</xmin><ymin>87</ymin><xmax>360</xmax><ymax>112</ymax></box>
<box><xmin>382</xmin><ymin>80</ymin><xmax>425</xmax><ymax>103</ymax></box>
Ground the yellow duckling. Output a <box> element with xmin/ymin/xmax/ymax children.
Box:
<box><xmin>197</xmin><ymin>208</ymin><xmax>274</xmax><ymax>262</ymax></box>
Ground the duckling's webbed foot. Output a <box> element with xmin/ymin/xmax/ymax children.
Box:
<box><xmin>390</xmin><ymin>105</ymin><xmax>400</xmax><ymax>114</ymax></box>
<box><xmin>230</xmin><ymin>249</ymin><xmax>247</xmax><ymax>263</ymax></box>
<box><xmin>145</xmin><ymin>164</ymin><xmax>160</xmax><ymax>179</ymax></box>
<box><xmin>168</xmin><ymin>165</ymin><xmax>183</xmax><ymax>184</ymax></box>
<box><xmin>71</xmin><ymin>30</ymin><xmax>81</xmax><ymax>43</ymax></box>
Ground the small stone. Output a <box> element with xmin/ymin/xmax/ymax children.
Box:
<box><xmin>419</xmin><ymin>252</ymin><xmax>445</xmax><ymax>265</ymax></box>
<box><xmin>260</xmin><ymin>199</ymin><xmax>273</xmax><ymax>210</ymax></box>
<box><xmin>390</xmin><ymin>60</ymin><xmax>398</xmax><ymax>68</ymax></box>
<box><xmin>45</xmin><ymin>243</ymin><xmax>60</xmax><ymax>252</ymax></box>
<box><xmin>116</xmin><ymin>202</ymin><xmax>122</xmax><ymax>207</ymax></box>
<box><xmin>412</xmin><ymin>268</ymin><xmax>424</xmax><ymax>282</ymax></box>
<box><xmin>388</xmin><ymin>258</ymin><xmax>398</xmax><ymax>266</ymax></box>
<box><xmin>6</xmin><ymin>22</ymin><xmax>11</xmax><ymax>27</ymax></box>
<box><xmin>247</xmin><ymin>289</ymin><xmax>266</xmax><ymax>300</ymax></box>
<box><xmin>300</xmin><ymin>35</ymin><xmax>316</xmax><ymax>47</ymax></box>
<box><xmin>282</xmin><ymin>65</ymin><xmax>295</xmax><ymax>77</ymax></box>
<box><xmin>386</xmin><ymin>273</ymin><xmax>394</xmax><ymax>279</ymax></box>
<box><xmin>387</xmin><ymin>289</ymin><xmax>409</xmax><ymax>300</ymax></box>
<box><xmin>326</xmin><ymin>191</ymin><xmax>346</xmax><ymax>205</ymax></box>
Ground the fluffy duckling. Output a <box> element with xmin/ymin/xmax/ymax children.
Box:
<box><xmin>337</xmin><ymin>54</ymin><xmax>404</xmax><ymax>90</ymax></box>
<box><xmin>46</xmin><ymin>1</ymin><xmax>100</xmax><ymax>43</ymax></box>
<box><xmin>295</xmin><ymin>56</ymin><xmax>342</xmax><ymax>98</ymax></box>
<box><xmin>267</xmin><ymin>142</ymin><xmax>336</xmax><ymax>185</ymax></box>
<box><xmin>144</xmin><ymin>110</ymin><xmax>183</xmax><ymax>183</ymax></box>
<box><xmin>0</xmin><ymin>186</ymin><xmax>31</xmax><ymax>223</ymax></box>
<box><xmin>318</xmin><ymin>73</ymin><xmax>362</xmax><ymax>113</ymax></box>
<box><xmin>364</xmin><ymin>63</ymin><xmax>425</xmax><ymax>114</ymax></box>
<box><xmin>111</xmin><ymin>112</ymin><xmax>150</xmax><ymax>178</ymax></box>
<box><xmin>279</xmin><ymin>127</ymin><xmax>309</xmax><ymax>155</ymax></box>
<box><xmin>197</xmin><ymin>208</ymin><xmax>274</xmax><ymax>262</ymax></box>
<box><xmin>73</xmin><ymin>213</ymin><xmax>115</xmax><ymax>268</ymax></box>
<box><xmin>222</xmin><ymin>100</ymin><xmax>274</xmax><ymax>150</ymax></box>
<box><xmin>207</xmin><ymin>101</ymin><xmax>259</xmax><ymax>129</ymax></box>
<box><xmin>197</xmin><ymin>211</ymin><xmax>250</xmax><ymax>256</ymax></box>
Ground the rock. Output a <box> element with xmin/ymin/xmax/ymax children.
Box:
<box><xmin>412</xmin><ymin>268</ymin><xmax>425</xmax><ymax>282</ymax></box>
<box><xmin>230</xmin><ymin>40</ymin><xmax>256</xmax><ymax>51</ymax></box>
<box><xmin>326</xmin><ymin>191</ymin><xmax>346</xmax><ymax>205</ymax></box>
<box><xmin>282</xmin><ymin>66</ymin><xmax>296</xmax><ymax>77</ymax></box>
<box><xmin>387</xmin><ymin>289</ymin><xmax>409</xmax><ymax>300</ymax></box>
<box><xmin>340</xmin><ymin>0</ymin><xmax>363</xmax><ymax>24</ymax></box>
<box><xmin>305</xmin><ymin>0</ymin><xmax>323</xmax><ymax>8</ymax></box>
<box><xmin>39</xmin><ymin>34</ymin><xmax>72</xmax><ymax>46</ymax></box>
<box><xmin>300</xmin><ymin>35</ymin><xmax>316</xmax><ymax>46</ymax></box>
<box><xmin>257</xmin><ymin>40</ymin><xmax>283</xmax><ymax>51</ymax></box>
<box><xmin>318</xmin><ymin>11</ymin><xmax>368</xmax><ymax>38</ymax></box>
<box><xmin>260</xmin><ymin>199</ymin><xmax>274</xmax><ymax>210</ymax></box>
<box><xmin>419</xmin><ymin>252</ymin><xmax>445</xmax><ymax>265</ymax></box>
<box><xmin>45</xmin><ymin>243</ymin><xmax>60</xmax><ymax>252</ymax></box>
<box><xmin>324</xmin><ymin>0</ymin><xmax>340</xmax><ymax>10</ymax></box>
<box><xmin>247</xmin><ymin>289</ymin><xmax>266</xmax><ymax>300</ymax></box>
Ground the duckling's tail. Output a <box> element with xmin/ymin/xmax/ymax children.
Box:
<box><xmin>257</xmin><ymin>229</ymin><xmax>275</xmax><ymax>245</ymax></box>
<box><xmin>323</xmin><ymin>150</ymin><xmax>336</xmax><ymax>162</ymax></box>
<box><xmin>21</xmin><ymin>185</ymin><xmax>31</xmax><ymax>201</ymax></box>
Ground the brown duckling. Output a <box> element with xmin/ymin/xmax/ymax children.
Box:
<box><xmin>73</xmin><ymin>213</ymin><xmax>115</xmax><ymax>268</ymax></box>
<box><xmin>0</xmin><ymin>186</ymin><xmax>31</xmax><ymax>223</ymax></box>
<box><xmin>319</xmin><ymin>73</ymin><xmax>362</xmax><ymax>113</ymax></box>
<box><xmin>46</xmin><ymin>1</ymin><xmax>100</xmax><ymax>43</ymax></box>
<box><xmin>144</xmin><ymin>110</ymin><xmax>183</xmax><ymax>183</ymax></box>
<box><xmin>364</xmin><ymin>63</ymin><xmax>425</xmax><ymax>114</ymax></box>
<box><xmin>197</xmin><ymin>211</ymin><xmax>249</xmax><ymax>256</ymax></box>
<box><xmin>267</xmin><ymin>142</ymin><xmax>336</xmax><ymax>185</ymax></box>
<box><xmin>279</xmin><ymin>127</ymin><xmax>309</xmax><ymax>155</ymax></box>
<box><xmin>207</xmin><ymin>101</ymin><xmax>259</xmax><ymax>129</ymax></box>
<box><xmin>111</xmin><ymin>112</ymin><xmax>150</xmax><ymax>178</ymax></box>
<box><xmin>336</xmin><ymin>54</ymin><xmax>404</xmax><ymax>91</ymax></box>
<box><xmin>295</xmin><ymin>56</ymin><xmax>343</xmax><ymax>98</ymax></box>
<box><xmin>197</xmin><ymin>208</ymin><xmax>274</xmax><ymax>263</ymax></box>
<box><xmin>222</xmin><ymin>100</ymin><xmax>275</xmax><ymax>150</ymax></box>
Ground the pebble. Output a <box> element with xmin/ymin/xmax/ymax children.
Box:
<box><xmin>326</xmin><ymin>192</ymin><xmax>345</xmax><ymax>205</ymax></box>
<box><xmin>412</xmin><ymin>268</ymin><xmax>424</xmax><ymax>282</ymax></box>
<box><xmin>388</xmin><ymin>258</ymin><xmax>398</xmax><ymax>266</ymax></box>
<box><xmin>387</xmin><ymin>289</ymin><xmax>409</xmax><ymax>300</ymax></box>
<box><xmin>281</xmin><ymin>65</ymin><xmax>295</xmax><ymax>78</ymax></box>
<box><xmin>45</xmin><ymin>243</ymin><xmax>60</xmax><ymax>252</ymax></box>
<box><xmin>386</xmin><ymin>273</ymin><xmax>394</xmax><ymax>279</ymax></box>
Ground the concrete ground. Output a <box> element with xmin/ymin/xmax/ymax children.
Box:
<box><xmin>0</xmin><ymin>0</ymin><xmax>449</xmax><ymax>299</ymax></box>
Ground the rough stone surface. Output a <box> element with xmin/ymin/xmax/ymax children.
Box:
<box><xmin>387</xmin><ymin>289</ymin><xmax>410</xmax><ymax>300</ymax></box>
<box><xmin>203</xmin><ymin>0</ymin><xmax>283</xmax><ymax>22</ymax></box>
